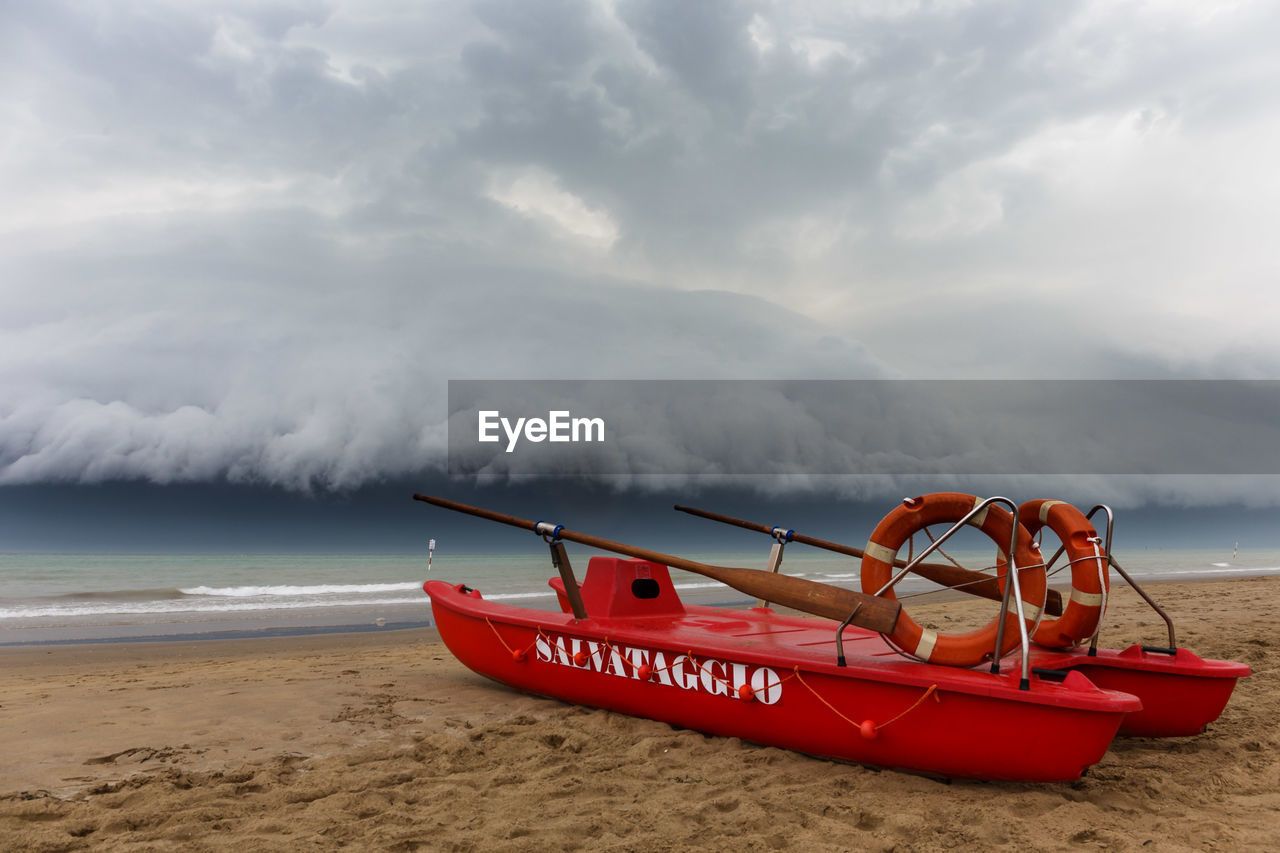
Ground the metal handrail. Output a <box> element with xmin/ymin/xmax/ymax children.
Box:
<box><xmin>1084</xmin><ymin>504</ymin><xmax>1177</xmax><ymax>653</ymax></box>
<box><xmin>1083</xmin><ymin>504</ymin><xmax>1114</xmax><ymax>651</ymax></box>
<box><xmin>874</xmin><ymin>496</ymin><xmax>1038</xmax><ymax>690</ymax></box>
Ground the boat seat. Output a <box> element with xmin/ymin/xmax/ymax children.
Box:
<box><xmin>549</xmin><ymin>557</ymin><xmax>686</xmax><ymax>619</ymax></box>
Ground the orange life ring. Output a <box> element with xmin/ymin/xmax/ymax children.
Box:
<box><xmin>860</xmin><ymin>492</ymin><xmax>1047</xmax><ymax>667</ymax></box>
<box><xmin>1020</xmin><ymin>499</ymin><xmax>1109</xmax><ymax>649</ymax></box>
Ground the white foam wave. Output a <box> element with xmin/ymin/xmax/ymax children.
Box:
<box><xmin>180</xmin><ymin>582</ymin><xmax>422</xmax><ymax>597</ymax></box>
<box><xmin>0</xmin><ymin>596</ymin><xmax>427</xmax><ymax>620</ymax></box>
<box><xmin>1134</xmin><ymin>566</ymin><xmax>1280</xmax><ymax>578</ymax></box>
<box><xmin>481</xmin><ymin>591</ymin><xmax>558</xmax><ymax>602</ymax></box>
<box><xmin>12</xmin><ymin>566</ymin><xmax>1275</xmax><ymax>625</ymax></box>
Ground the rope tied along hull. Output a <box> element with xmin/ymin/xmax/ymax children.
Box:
<box><xmin>861</xmin><ymin>492</ymin><xmax>1048</xmax><ymax>667</ymax></box>
<box><xmin>488</xmin><ymin>613</ymin><xmax>941</xmax><ymax>736</ymax></box>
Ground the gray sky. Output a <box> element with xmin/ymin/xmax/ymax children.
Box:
<box><xmin>3</xmin><ymin>0</ymin><xmax>1279</xmax><ymax>504</ymax></box>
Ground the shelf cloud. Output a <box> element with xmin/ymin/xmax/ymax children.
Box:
<box><xmin>3</xmin><ymin>1</ymin><xmax>1279</xmax><ymax>507</ymax></box>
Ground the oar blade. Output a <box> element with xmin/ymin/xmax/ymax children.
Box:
<box><xmin>695</xmin><ymin>563</ymin><xmax>900</xmax><ymax>633</ymax></box>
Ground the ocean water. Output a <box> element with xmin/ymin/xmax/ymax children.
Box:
<box><xmin>2</xmin><ymin>546</ymin><xmax>1278</xmax><ymax>645</ymax></box>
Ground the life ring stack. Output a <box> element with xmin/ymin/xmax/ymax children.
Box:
<box><xmin>860</xmin><ymin>492</ymin><xmax>1047</xmax><ymax>667</ymax></box>
<box><xmin>860</xmin><ymin>492</ymin><xmax>1113</xmax><ymax>667</ymax></box>
<box><xmin>1019</xmin><ymin>499</ymin><xmax>1110</xmax><ymax>649</ymax></box>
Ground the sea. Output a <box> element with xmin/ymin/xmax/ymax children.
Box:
<box><xmin>3</xmin><ymin>547</ymin><xmax>1279</xmax><ymax>646</ymax></box>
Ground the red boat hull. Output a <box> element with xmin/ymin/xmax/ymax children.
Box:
<box><xmin>1030</xmin><ymin>645</ymin><xmax>1249</xmax><ymax>737</ymax></box>
<box><xmin>425</xmin><ymin>558</ymin><xmax>1144</xmax><ymax>782</ymax></box>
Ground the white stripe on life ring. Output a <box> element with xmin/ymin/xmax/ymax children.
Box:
<box><xmin>1038</xmin><ymin>499</ymin><xmax>1067</xmax><ymax>525</ymax></box>
<box><xmin>915</xmin><ymin>628</ymin><xmax>938</xmax><ymax>661</ymax></box>
<box><xmin>864</xmin><ymin>540</ymin><xmax>898</xmax><ymax>564</ymax></box>
<box><xmin>1070</xmin><ymin>589</ymin><xmax>1105</xmax><ymax>607</ymax></box>
<box><xmin>968</xmin><ymin>495</ymin><xmax>990</xmax><ymax>529</ymax></box>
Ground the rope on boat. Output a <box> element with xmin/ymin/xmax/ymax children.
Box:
<box><xmin>485</xmin><ymin>617</ymin><xmax>540</xmax><ymax>661</ymax></box>
<box><xmin>606</xmin><ymin>643</ymin><xmax>795</xmax><ymax>701</ymax></box>
<box><xmin>792</xmin><ymin>667</ymin><xmax>859</xmax><ymax>727</ymax></box>
<box><xmin>894</xmin><ymin>555</ymin><xmax>1048</xmax><ymax>603</ymax></box>
<box><xmin>536</xmin><ymin>627</ymin><xmax>581</xmax><ymax>664</ymax></box>
<box><xmin>644</xmin><ymin>649</ymin><xmax>741</xmax><ymax>693</ymax></box>
<box><xmin>692</xmin><ymin>651</ymin><xmax>751</xmax><ymax>698</ymax></box>
<box><xmin>876</xmin><ymin>683</ymin><xmax>941</xmax><ymax>730</ymax></box>
<box><xmin>487</xmin><ymin>622</ymin><xmax>939</xmax><ymax>733</ymax></box>
<box><xmin>1043</xmin><ymin>533</ymin><xmax>1112</xmax><ymax>582</ymax></box>
<box><xmin>922</xmin><ymin>525</ymin><xmax>967</xmax><ymax>571</ymax></box>
<box><xmin>792</xmin><ymin>666</ymin><xmax>940</xmax><ymax>740</ymax></box>
<box><xmin>486</xmin><ymin>622</ymin><xmax>939</xmax><ymax>737</ymax></box>
<box><xmin>595</xmin><ymin>637</ymin><xmax>646</xmax><ymax>679</ymax></box>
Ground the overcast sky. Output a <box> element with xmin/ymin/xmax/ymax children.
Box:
<box><xmin>3</xmin><ymin>0</ymin><xmax>1279</xmax><ymax>513</ymax></box>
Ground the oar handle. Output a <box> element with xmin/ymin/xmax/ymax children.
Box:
<box><xmin>413</xmin><ymin>494</ymin><xmax>901</xmax><ymax>633</ymax></box>
<box><xmin>415</xmin><ymin>494</ymin><xmax>542</xmax><ymax>533</ymax></box>
<box><xmin>674</xmin><ymin>505</ymin><xmax>779</xmax><ymax>537</ymax></box>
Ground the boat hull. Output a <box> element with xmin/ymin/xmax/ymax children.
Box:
<box><xmin>425</xmin><ymin>558</ymin><xmax>1143</xmax><ymax>782</ymax></box>
<box><xmin>1030</xmin><ymin>645</ymin><xmax>1249</xmax><ymax>737</ymax></box>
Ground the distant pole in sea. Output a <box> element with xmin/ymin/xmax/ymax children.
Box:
<box><xmin>428</xmin><ymin>538</ymin><xmax>436</xmax><ymax>573</ymax></box>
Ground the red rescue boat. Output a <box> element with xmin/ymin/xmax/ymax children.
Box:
<box><xmin>414</xmin><ymin>492</ymin><xmax>1249</xmax><ymax>781</ymax></box>
<box><xmin>426</xmin><ymin>558</ymin><xmax>1139</xmax><ymax>782</ymax></box>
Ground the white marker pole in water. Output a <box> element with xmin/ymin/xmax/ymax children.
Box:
<box><xmin>427</xmin><ymin>538</ymin><xmax>437</xmax><ymax>573</ymax></box>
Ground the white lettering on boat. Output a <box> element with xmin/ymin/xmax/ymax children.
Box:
<box><xmin>533</xmin><ymin>632</ymin><xmax>782</xmax><ymax>705</ymax></box>
<box><xmin>477</xmin><ymin>410</ymin><xmax>605</xmax><ymax>453</ymax></box>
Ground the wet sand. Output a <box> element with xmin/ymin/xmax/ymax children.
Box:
<box><xmin>2</xmin><ymin>576</ymin><xmax>1277</xmax><ymax>851</ymax></box>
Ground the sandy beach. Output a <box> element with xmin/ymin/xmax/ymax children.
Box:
<box><xmin>2</xmin><ymin>575</ymin><xmax>1277</xmax><ymax>852</ymax></box>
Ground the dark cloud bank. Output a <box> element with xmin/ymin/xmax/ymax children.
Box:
<box><xmin>1</xmin><ymin>478</ymin><xmax>1273</xmax><ymax>554</ymax></box>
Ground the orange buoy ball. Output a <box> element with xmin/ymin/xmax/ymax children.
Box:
<box><xmin>512</xmin><ymin>649</ymin><xmax>527</xmax><ymax>662</ymax></box>
<box><xmin>573</xmin><ymin>650</ymin><xmax>588</xmax><ymax>667</ymax></box>
<box><xmin>737</xmin><ymin>684</ymin><xmax>754</xmax><ymax>701</ymax></box>
<box><xmin>859</xmin><ymin>720</ymin><xmax>878</xmax><ymax>740</ymax></box>
<box><xmin>637</xmin><ymin>664</ymin><xmax>653</xmax><ymax>681</ymax></box>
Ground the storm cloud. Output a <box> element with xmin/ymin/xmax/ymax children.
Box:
<box><xmin>3</xmin><ymin>1</ymin><xmax>1279</xmax><ymax>503</ymax></box>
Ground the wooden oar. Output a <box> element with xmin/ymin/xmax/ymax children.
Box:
<box><xmin>673</xmin><ymin>504</ymin><xmax>1064</xmax><ymax>617</ymax></box>
<box><xmin>412</xmin><ymin>494</ymin><xmax>901</xmax><ymax>634</ymax></box>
